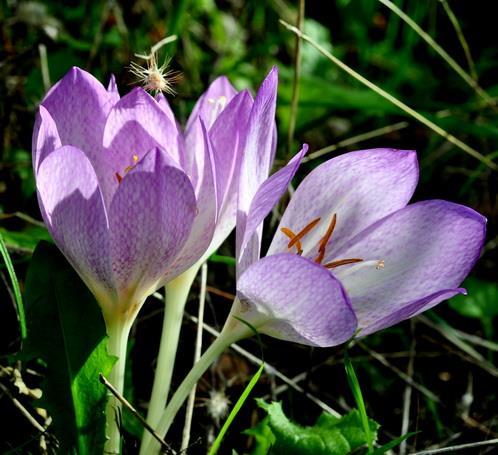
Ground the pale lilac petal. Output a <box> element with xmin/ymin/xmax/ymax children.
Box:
<box><xmin>101</xmin><ymin>88</ymin><xmax>184</xmax><ymax>205</ymax></box>
<box><xmin>361</xmin><ymin>289</ymin><xmax>464</xmax><ymax>335</ymax></box>
<box><xmin>186</xmin><ymin>75</ymin><xmax>237</xmax><ymax>131</ymax></box>
<box><xmin>237</xmin><ymin>145</ymin><xmax>308</xmax><ymax>276</ymax></box>
<box><xmin>197</xmin><ymin>91</ymin><xmax>254</xmax><ymax>260</ymax></box>
<box><xmin>36</xmin><ymin>146</ymin><xmax>113</xmax><ymax>298</ymax></box>
<box><xmin>108</xmin><ymin>148</ymin><xmax>196</xmax><ymax>301</ymax></box>
<box><xmin>267</xmin><ymin>148</ymin><xmax>419</xmax><ymax>260</ymax></box>
<box><xmin>32</xmin><ymin>105</ymin><xmax>62</xmax><ymax>173</ymax></box>
<box><xmin>155</xmin><ymin>92</ymin><xmax>176</xmax><ymax>126</ymax></box>
<box><xmin>237</xmin><ymin>67</ymin><xmax>278</xmax><ymax>217</ymax></box>
<box><xmin>162</xmin><ymin>122</ymin><xmax>218</xmax><ymax>282</ymax></box>
<box><xmin>333</xmin><ymin>200</ymin><xmax>486</xmax><ymax>335</ymax></box>
<box><xmin>41</xmin><ymin>67</ymin><xmax>115</xmax><ymax>163</ymax></box>
<box><xmin>209</xmin><ymin>90</ymin><xmax>253</xmax><ymax>206</ymax></box>
<box><xmin>107</xmin><ymin>74</ymin><xmax>120</xmax><ymax>104</ymax></box>
<box><xmin>236</xmin><ymin>254</ymin><xmax>357</xmax><ymax>347</ymax></box>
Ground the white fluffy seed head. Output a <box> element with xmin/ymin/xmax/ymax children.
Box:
<box><xmin>129</xmin><ymin>52</ymin><xmax>180</xmax><ymax>95</ymax></box>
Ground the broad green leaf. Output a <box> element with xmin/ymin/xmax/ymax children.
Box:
<box><xmin>248</xmin><ymin>400</ymin><xmax>379</xmax><ymax>455</ymax></box>
<box><xmin>449</xmin><ymin>277</ymin><xmax>498</xmax><ymax>320</ymax></box>
<box><xmin>21</xmin><ymin>241</ymin><xmax>115</xmax><ymax>454</ymax></box>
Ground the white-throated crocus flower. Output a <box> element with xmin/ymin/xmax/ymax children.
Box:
<box><xmin>32</xmin><ymin>66</ymin><xmax>252</xmax><ymax>453</ymax></box>
<box><xmin>150</xmin><ymin>148</ymin><xmax>486</xmax><ymax>448</ymax></box>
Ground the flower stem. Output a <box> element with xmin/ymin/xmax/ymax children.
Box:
<box><xmin>144</xmin><ymin>324</ymin><xmax>247</xmax><ymax>454</ymax></box>
<box><xmin>104</xmin><ymin>318</ymin><xmax>132</xmax><ymax>455</ymax></box>
<box><xmin>140</xmin><ymin>264</ymin><xmax>200</xmax><ymax>454</ymax></box>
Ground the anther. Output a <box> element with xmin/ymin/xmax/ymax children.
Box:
<box><xmin>115</xmin><ymin>172</ymin><xmax>123</xmax><ymax>184</ymax></box>
<box><xmin>314</xmin><ymin>213</ymin><xmax>337</xmax><ymax>264</ymax></box>
<box><xmin>280</xmin><ymin>227</ymin><xmax>303</xmax><ymax>255</ymax></box>
<box><xmin>288</xmin><ymin>217</ymin><xmax>321</xmax><ymax>249</ymax></box>
<box><xmin>376</xmin><ymin>260</ymin><xmax>385</xmax><ymax>270</ymax></box>
<box><xmin>324</xmin><ymin>258</ymin><xmax>363</xmax><ymax>269</ymax></box>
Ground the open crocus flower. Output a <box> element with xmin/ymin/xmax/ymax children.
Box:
<box><xmin>32</xmin><ymin>66</ymin><xmax>254</xmax><ymax>324</ymax></box>
<box><xmin>228</xmin><ymin>148</ymin><xmax>486</xmax><ymax>345</ymax></box>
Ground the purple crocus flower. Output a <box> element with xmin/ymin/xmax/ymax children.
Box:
<box><xmin>32</xmin><ymin>67</ymin><xmax>253</xmax><ymax>322</ymax></box>
<box><xmin>228</xmin><ymin>148</ymin><xmax>486</xmax><ymax>346</ymax></box>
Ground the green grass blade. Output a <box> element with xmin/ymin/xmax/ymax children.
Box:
<box><xmin>372</xmin><ymin>432</ymin><xmax>417</xmax><ymax>454</ymax></box>
<box><xmin>209</xmin><ymin>363</ymin><xmax>265</xmax><ymax>455</ymax></box>
<box><xmin>344</xmin><ymin>350</ymin><xmax>373</xmax><ymax>454</ymax></box>
<box><xmin>0</xmin><ymin>231</ymin><xmax>26</xmax><ymax>340</ymax></box>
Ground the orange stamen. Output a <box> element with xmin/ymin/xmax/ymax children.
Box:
<box><xmin>288</xmin><ymin>217</ymin><xmax>321</xmax><ymax>249</ymax></box>
<box><xmin>314</xmin><ymin>213</ymin><xmax>337</xmax><ymax>263</ymax></box>
<box><xmin>324</xmin><ymin>258</ymin><xmax>363</xmax><ymax>269</ymax></box>
<box><xmin>115</xmin><ymin>172</ymin><xmax>123</xmax><ymax>183</ymax></box>
<box><xmin>280</xmin><ymin>227</ymin><xmax>303</xmax><ymax>255</ymax></box>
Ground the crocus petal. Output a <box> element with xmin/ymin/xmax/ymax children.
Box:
<box><xmin>162</xmin><ymin>121</ymin><xmax>219</xmax><ymax>282</ymax></box>
<box><xmin>41</xmin><ymin>67</ymin><xmax>115</xmax><ymax>163</ymax></box>
<box><xmin>237</xmin><ymin>67</ymin><xmax>279</xmax><ymax>218</ymax></box>
<box><xmin>155</xmin><ymin>92</ymin><xmax>177</xmax><ymax>126</ymax></box>
<box><xmin>333</xmin><ymin>200</ymin><xmax>486</xmax><ymax>335</ymax></box>
<box><xmin>186</xmin><ymin>75</ymin><xmax>237</xmax><ymax>131</ymax></box>
<box><xmin>236</xmin><ymin>254</ymin><xmax>357</xmax><ymax>347</ymax></box>
<box><xmin>237</xmin><ymin>145</ymin><xmax>308</xmax><ymax>277</ymax></box>
<box><xmin>199</xmin><ymin>91</ymin><xmax>254</xmax><ymax>260</ymax></box>
<box><xmin>107</xmin><ymin>148</ymin><xmax>197</xmax><ymax>302</ymax></box>
<box><xmin>36</xmin><ymin>145</ymin><xmax>113</xmax><ymax>298</ymax></box>
<box><xmin>107</xmin><ymin>74</ymin><xmax>120</xmax><ymax>104</ymax></box>
<box><xmin>32</xmin><ymin>105</ymin><xmax>62</xmax><ymax>173</ymax></box>
<box><xmin>101</xmin><ymin>88</ymin><xmax>184</xmax><ymax>206</ymax></box>
<box><xmin>209</xmin><ymin>89</ymin><xmax>253</xmax><ymax>206</ymax></box>
<box><xmin>267</xmin><ymin>148</ymin><xmax>419</xmax><ymax>260</ymax></box>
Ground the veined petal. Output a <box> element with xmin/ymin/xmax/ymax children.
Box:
<box><xmin>209</xmin><ymin>89</ymin><xmax>253</xmax><ymax>206</ymax></box>
<box><xmin>197</xmin><ymin>91</ymin><xmax>253</xmax><ymax>261</ymax></box>
<box><xmin>237</xmin><ymin>145</ymin><xmax>308</xmax><ymax>277</ymax></box>
<box><xmin>36</xmin><ymin>145</ymin><xmax>113</xmax><ymax>299</ymax></box>
<box><xmin>237</xmin><ymin>67</ymin><xmax>278</xmax><ymax>218</ymax></box>
<box><xmin>236</xmin><ymin>254</ymin><xmax>357</xmax><ymax>347</ymax></box>
<box><xmin>155</xmin><ymin>92</ymin><xmax>177</xmax><ymax>126</ymax></box>
<box><xmin>267</xmin><ymin>148</ymin><xmax>419</xmax><ymax>260</ymax></box>
<box><xmin>108</xmin><ymin>148</ymin><xmax>196</xmax><ymax>302</ymax></box>
<box><xmin>102</xmin><ymin>88</ymin><xmax>184</xmax><ymax>205</ymax></box>
<box><xmin>41</xmin><ymin>67</ymin><xmax>116</xmax><ymax>163</ymax></box>
<box><xmin>32</xmin><ymin>105</ymin><xmax>62</xmax><ymax>174</ymax></box>
<box><xmin>162</xmin><ymin>121</ymin><xmax>219</xmax><ymax>282</ymax></box>
<box><xmin>107</xmin><ymin>74</ymin><xmax>120</xmax><ymax>104</ymax></box>
<box><xmin>333</xmin><ymin>200</ymin><xmax>486</xmax><ymax>335</ymax></box>
<box><xmin>186</xmin><ymin>75</ymin><xmax>237</xmax><ymax>131</ymax></box>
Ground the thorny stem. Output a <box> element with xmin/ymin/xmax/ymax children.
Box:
<box><xmin>140</xmin><ymin>264</ymin><xmax>200</xmax><ymax>454</ymax></box>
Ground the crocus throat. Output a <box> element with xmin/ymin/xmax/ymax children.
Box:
<box><xmin>115</xmin><ymin>154</ymin><xmax>139</xmax><ymax>184</ymax></box>
<box><xmin>280</xmin><ymin>214</ymin><xmax>374</xmax><ymax>270</ymax></box>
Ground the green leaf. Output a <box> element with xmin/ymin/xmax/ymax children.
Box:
<box><xmin>209</xmin><ymin>362</ymin><xmax>265</xmax><ymax>455</ymax></box>
<box><xmin>449</xmin><ymin>277</ymin><xmax>498</xmax><ymax>320</ymax></box>
<box><xmin>344</xmin><ymin>350</ymin><xmax>374</xmax><ymax>453</ymax></box>
<box><xmin>0</xmin><ymin>231</ymin><xmax>26</xmax><ymax>341</ymax></box>
<box><xmin>0</xmin><ymin>226</ymin><xmax>51</xmax><ymax>254</ymax></box>
<box><xmin>21</xmin><ymin>241</ymin><xmax>115</xmax><ymax>454</ymax></box>
<box><xmin>248</xmin><ymin>400</ymin><xmax>379</xmax><ymax>455</ymax></box>
<box><xmin>372</xmin><ymin>432</ymin><xmax>417</xmax><ymax>454</ymax></box>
